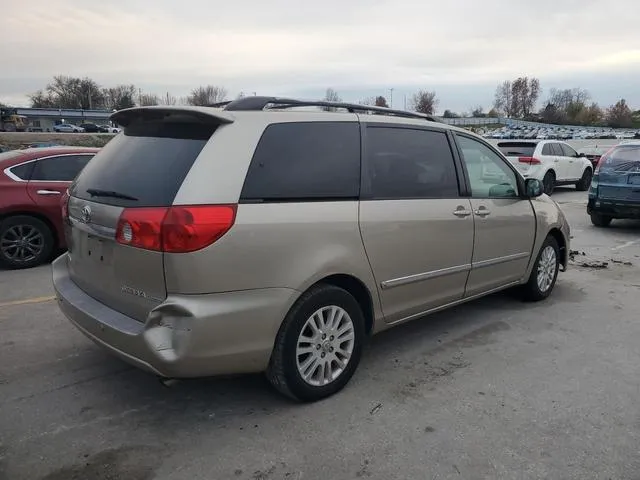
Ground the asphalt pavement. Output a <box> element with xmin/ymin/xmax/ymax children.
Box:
<box><xmin>1</xmin><ymin>188</ymin><xmax>640</xmax><ymax>480</ymax></box>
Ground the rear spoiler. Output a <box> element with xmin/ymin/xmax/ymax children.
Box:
<box><xmin>111</xmin><ymin>106</ymin><xmax>235</xmax><ymax>127</ymax></box>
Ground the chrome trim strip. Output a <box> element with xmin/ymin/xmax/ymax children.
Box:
<box><xmin>381</xmin><ymin>263</ymin><xmax>472</xmax><ymax>290</ymax></box>
<box><xmin>387</xmin><ymin>280</ymin><xmax>521</xmax><ymax>326</ymax></box>
<box><xmin>472</xmin><ymin>252</ymin><xmax>530</xmax><ymax>269</ymax></box>
<box><xmin>3</xmin><ymin>153</ymin><xmax>95</xmax><ymax>182</ymax></box>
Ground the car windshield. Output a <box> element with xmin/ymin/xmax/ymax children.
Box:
<box><xmin>599</xmin><ymin>145</ymin><xmax>640</xmax><ymax>172</ymax></box>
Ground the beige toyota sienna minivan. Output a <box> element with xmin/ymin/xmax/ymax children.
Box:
<box><xmin>53</xmin><ymin>97</ymin><xmax>570</xmax><ymax>402</ymax></box>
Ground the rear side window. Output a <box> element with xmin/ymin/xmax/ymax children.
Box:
<box><xmin>549</xmin><ymin>143</ymin><xmax>563</xmax><ymax>156</ymax></box>
<box><xmin>541</xmin><ymin>144</ymin><xmax>553</xmax><ymax>155</ymax></box>
<box><xmin>31</xmin><ymin>154</ymin><xmax>93</xmax><ymax>181</ymax></box>
<box><xmin>8</xmin><ymin>162</ymin><xmax>33</xmax><ymax>180</ymax></box>
<box><xmin>71</xmin><ymin>119</ymin><xmax>216</xmax><ymax>207</ymax></box>
<box><xmin>364</xmin><ymin>127</ymin><xmax>459</xmax><ymax>199</ymax></box>
<box><xmin>240</xmin><ymin>122</ymin><xmax>360</xmax><ymax>202</ymax></box>
<box><xmin>497</xmin><ymin>142</ymin><xmax>536</xmax><ymax>157</ymax></box>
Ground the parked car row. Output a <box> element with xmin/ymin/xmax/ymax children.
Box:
<box><xmin>52</xmin><ymin>123</ymin><xmax>121</xmax><ymax>133</ymax></box>
<box><xmin>485</xmin><ymin>125</ymin><xmax>639</xmax><ymax>141</ymax></box>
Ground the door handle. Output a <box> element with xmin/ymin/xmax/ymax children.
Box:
<box><xmin>474</xmin><ymin>207</ymin><xmax>491</xmax><ymax>217</ymax></box>
<box><xmin>452</xmin><ymin>207</ymin><xmax>472</xmax><ymax>218</ymax></box>
<box><xmin>37</xmin><ymin>190</ymin><xmax>62</xmax><ymax>195</ymax></box>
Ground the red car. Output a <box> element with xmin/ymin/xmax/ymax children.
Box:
<box><xmin>0</xmin><ymin>146</ymin><xmax>99</xmax><ymax>269</ymax></box>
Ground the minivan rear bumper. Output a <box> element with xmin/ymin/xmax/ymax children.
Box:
<box><xmin>52</xmin><ymin>254</ymin><xmax>298</xmax><ymax>378</ymax></box>
<box><xmin>588</xmin><ymin>197</ymin><xmax>640</xmax><ymax>219</ymax></box>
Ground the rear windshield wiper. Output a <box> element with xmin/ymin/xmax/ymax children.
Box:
<box><xmin>86</xmin><ymin>188</ymin><xmax>139</xmax><ymax>201</ymax></box>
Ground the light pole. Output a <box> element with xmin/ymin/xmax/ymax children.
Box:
<box><xmin>389</xmin><ymin>88</ymin><xmax>394</xmax><ymax>109</ymax></box>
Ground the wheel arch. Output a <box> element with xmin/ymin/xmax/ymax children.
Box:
<box><xmin>0</xmin><ymin>211</ymin><xmax>60</xmax><ymax>248</ymax></box>
<box><xmin>547</xmin><ymin>227</ymin><xmax>567</xmax><ymax>270</ymax></box>
<box><xmin>300</xmin><ymin>274</ymin><xmax>376</xmax><ymax>336</ymax></box>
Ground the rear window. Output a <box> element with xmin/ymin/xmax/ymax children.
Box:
<box><xmin>599</xmin><ymin>145</ymin><xmax>640</xmax><ymax>172</ymax></box>
<box><xmin>240</xmin><ymin>122</ymin><xmax>361</xmax><ymax>202</ymax></box>
<box><xmin>71</xmin><ymin>119</ymin><xmax>216</xmax><ymax>207</ymax></box>
<box><xmin>497</xmin><ymin>142</ymin><xmax>536</xmax><ymax>157</ymax></box>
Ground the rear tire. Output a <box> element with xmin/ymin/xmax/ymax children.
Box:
<box><xmin>0</xmin><ymin>215</ymin><xmax>54</xmax><ymax>269</ymax></box>
<box><xmin>576</xmin><ymin>168</ymin><xmax>593</xmax><ymax>191</ymax></box>
<box><xmin>590</xmin><ymin>213</ymin><xmax>612</xmax><ymax>227</ymax></box>
<box><xmin>521</xmin><ymin>235</ymin><xmax>560</xmax><ymax>302</ymax></box>
<box><xmin>266</xmin><ymin>284</ymin><xmax>365</xmax><ymax>402</ymax></box>
<box><xmin>543</xmin><ymin>171</ymin><xmax>555</xmax><ymax>195</ymax></box>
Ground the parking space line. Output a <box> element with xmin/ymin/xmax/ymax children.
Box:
<box><xmin>612</xmin><ymin>240</ymin><xmax>640</xmax><ymax>251</ymax></box>
<box><xmin>0</xmin><ymin>295</ymin><xmax>56</xmax><ymax>308</ymax></box>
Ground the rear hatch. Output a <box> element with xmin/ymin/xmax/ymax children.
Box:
<box><xmin>496</xmin><ymin>141</ymin><xmax>538</xmax><ymax>175</ymax></box>
<box><xmin>65</xmin><ymin>108</ymin><xmax>229</xmax><ymax>321</ymax></box>
<box><xmin>596</xmin><ymin>144</ymin><xmax>640</xmax><ymax>203</ymax></box>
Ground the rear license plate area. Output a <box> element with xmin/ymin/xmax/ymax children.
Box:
<box><xmin>86</xmin><ymin>235</ymin><xmax>111</xmax><ymax>264</ymax></box>
<box><xmin>628</xmin><ymin>175</ymin><xmax>640</xmax><ymax>185</ymax></box>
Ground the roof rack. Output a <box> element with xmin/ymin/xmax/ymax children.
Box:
<box><xmin>207</xmin><ymin>96</ymin><xmax>437</xmax><ymax>122</ymax></box>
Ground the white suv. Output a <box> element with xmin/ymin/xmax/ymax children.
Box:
<box><xmin>497</xmin><ymin>140</ymin><xmax>593</xmax><ymax>195</ymax></box>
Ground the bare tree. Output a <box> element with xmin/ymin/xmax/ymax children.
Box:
<box><xmin>471</xmin><ymin>105</ymin><xmax>485</xmax><ymax>117</ymax></box>
<box><xmin>493</xmin><ymin>81</ymin><xmax>513</xmax><ymax>117</ymax></box>
<box><xmin>543</xmin><ymin>88</ymin><xmax>592</xmax><ymax>124</ymax></box>
<box><xmin>359</xmin><ymin>97</ymin><xmax>375</xmax><ymax>106</ymax></box>
<box><xmin>161</xmin><ymin>92</ymin><xmax>177</xmax><ymax>105</ymax></box>
<box><xmin>606</xmin><ymin>99</ymin><xmax>633</xmax><ymax>128</ymax></box>
<box><xmin>322</xmin><ymin>88</ymin><xmax>342</xmax><ymax>111</ymax></box>
<box><xmin>139</xmin><ymin>93</ymin><xmax>159</xmax><ymax>106</ymax></box>
<box><xmin>411</xmin><ymin>90</ymin><xmax>438</xmax><ymax>115</ymax></box>
<box><xmin>186</xmin><ymin>85</ymin><xmax>228</xmax><ymax>106</ymax></box>
<box><xmin>102</xmin><ymin>85</ymin><xmax>137</xmax><ymax>110</ymax></box>
<box><xmin>29</xmin><ymin>75</ymin><xmax>105</xmax><ymax>109</ymax></box>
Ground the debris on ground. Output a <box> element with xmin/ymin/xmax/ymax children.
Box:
<box><xmin>370</xmin><ymin>403</ymin><xmax>383</xmax><ymax>415</ymax></box>
<box><xmin>574</xmin><ymin>260</ymin><xmax>609</xmax><ymax>269</ymax></box>
<box><xmin>610</xmin><ymin>259</ymin><xmax>633</xmax><ymax>266</ymax></box>
<box><xmin>569</xmin><ymin>250</ymin><xmax>586</xmax><ymax>261</ymax></box>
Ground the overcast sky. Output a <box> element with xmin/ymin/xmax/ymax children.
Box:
<box><xmin>2</xmin><ymin>0</ymin><xmax>639</xmax><ymax>113</ymax></box>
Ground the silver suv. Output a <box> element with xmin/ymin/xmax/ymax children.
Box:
<box><xmin>53</xmin><ymin>97</ymin><xmax>570</xmax><ymax>402</ymax></box>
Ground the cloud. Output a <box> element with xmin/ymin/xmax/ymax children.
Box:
<box><xmin>1</xmin><ymin>0</ymin><xmax>639</xmax><ymax>111</ymax></box>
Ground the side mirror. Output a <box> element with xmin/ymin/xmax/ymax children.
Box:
<box><xmin>525</xmin><ymin>178</ymin><xmax>543</xmax><ymax>198</ymax></box>
<box><xmin>578</xmin><ymin>152</ymin><xmax>586</xmax><ymax>158</ymax></box>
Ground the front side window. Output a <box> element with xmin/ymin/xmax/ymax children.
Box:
<box><xmin>560</xmin><ymin>143</ymin><xmax>578</xmax><ymax>158</ymax></box>
<box><xmin>31</xmin><ymin>155</ymin><xmax>93</xmax><ymax>182</ymax></box>
<box><xmin>364</xmin><ymin>127</ymin><xmax>459</xmax><ymax>199</ymax></box>
<box><xmin>456</xmin><ymin>135</ymin><xmax>519</xmax><ymax>198</ymax></box>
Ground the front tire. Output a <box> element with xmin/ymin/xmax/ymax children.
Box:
<box><xmin>0</xmin><ymin>216</ymin><xmax>54</xmax><ymax>269</ymax></box>
<box><xmin>542</xmin><ymin>171</ymin><xmax>555</xmax><ymax>195</ymax></box>
<box><xmin>522</xmin><ymin>235</ymin><xmax>560</xmax><ymax>302</ymax></box>
<box><xmin>576</xmin><ymin>168</ymin><xmax>593</xmax><ymax>191</ymax></box>
<box><xmin>267</xmin><ymin>284</ymin><xmax>365</xmax><ymax>402</ymax></box>
<box><xmin>590</xmin><ymin>213</ymin><xmax>612</xmax><ymax>227</ymax></box>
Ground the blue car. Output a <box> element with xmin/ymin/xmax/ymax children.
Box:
<box><xmin>588</xmin><ymin>141</ymin><xmax>640</xmax><ymax>227</ymax></box>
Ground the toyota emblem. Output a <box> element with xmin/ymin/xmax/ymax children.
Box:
<box><xmin>81</xmin><ymin>205</ymin><xmax>92</xmax><ymax>223</ymax></box>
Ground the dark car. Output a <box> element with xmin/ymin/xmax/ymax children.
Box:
<box><xmin>0</xmin><ymin>146</ymin><xmax>99</xmax><ymax>268</ymax></box>
<box><xmin>588</xmin><ymin>141</ymin><xmax>640</xmax><ymax>227</ymax></box>
<box><xmin>79</xmin><ymin>123</ymin><xmax>101</xmax><ymax>133</ymax></box>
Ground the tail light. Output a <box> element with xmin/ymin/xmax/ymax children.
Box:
<box><xmin>115</xmin><ymin>205</ymin><xmax>237</xmax><ymax>253</ymax></box>
<box><xmin>61</xmin><ymin>190</ymin><xmax>70</xmax><ymax>224</ymax></box>
<box><xmin>518</xmin><ymin>156</ymin><xmax>542</xmax><ymax>165</ymax></box>
<box><xmin>594</xmin><ymin>147</ymin><xmax>616</xmax><ymax>174</ymax></box>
